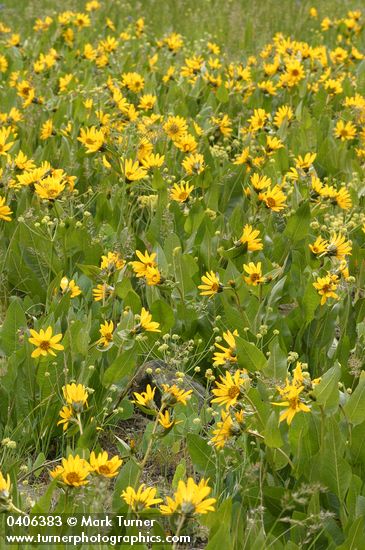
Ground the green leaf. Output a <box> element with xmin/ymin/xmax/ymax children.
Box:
<box><xmin>263</xmin><ymin>341</ymin><xmax>287</xmax><ymax>380</ymax></box>
<box><xmin>186</xmin><ymin>433</ymin><xmax>216</xmax><ymax>477</ymax></box>
<box><xmin>312</xmin><ymin>363</ymin><xmax>341</xmax><ymax>411</ymax></box>
<box><xmin>172</xmin><ymin>460</ymin><xmax>186</xmax><ymax>489</ymax></box>
<box><xmin>236</xmin><ymin>337</ymin><xmax>266</xmax><ymax>372</ymax></box>
<box><xmin>0</xmin><ymin>298</ymin><xmax>26</xmax><ymax>355</ymax></box>
<box><xmin>150</xmin><ymin>300</ymin><xmax>175</xmax><ymax>332</ymax></box>
<box><xmin>284</xmin><ymin>201</ymin><xmax>311</xmax><ymax>242</ymax></box>
<box><xmin>264</xmin><ymin>411</ymin><xmax>283</xmax><ymax>448</ymax></box>
<box><xmin>343</xmin><ymin>371</ymin><xmax>365</xmax><ymax>426</ymax></box>
<box><xmin>103</xmin><ymin>347</ymin><xmax>136</xmax><ymax>385</ymax></box>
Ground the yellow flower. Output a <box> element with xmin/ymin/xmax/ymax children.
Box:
<box><xmin>210</xmin><ymin>410</ymin><xmax>235</xmax><ymax>449</ymax></box>
<box><xmin>0</xmin><ymin>197</ymin><xmax>12</xmax><ymax>222</ymax></box>
<box><xmin>238</xmin><ymin>224</ymin><xmax>263</xmax><ymax>251</ymax></box>
<box><xmin>160</xmin><ymin>478</ymin><xmax>216</xmax><ymax>515</ymax></box>
<box><xmin>40</xmin><ymin>119</ymin><xmax>54</xmax><ymax>140</ymax></box>
<box><xmin>272</xmin><ymin>384</ymin><xmax>311</xmax><ymax>425</ymax></box>
<box><xmin>57</xmin><ymin>405</ymin><xmax>73</xmax><ymax>431</ymax></box>
<box><xmin>259</xmin><ymin>185</ymin><xmax>287</xmax><ymax>211</ymax></box>
<box><xmin>122</xmin><ymin>484</ymin><xmax>162</xmax><ymax>511</ymax></box>
<box><xmin>273</xmin><ymin>105</ymin><xmax>293</xmax><ymax>127</ymax></box>
<box><xmin>138</xmin><ymin>307</ymin><xmax>161</xmax><ymax>333</ymax></box>
<box><xmin>309</xmin><ymin>236</ymin><xmax>328</xmax><ymax>255</ymax></box>
<box><xmin>60</xmin><ymin>277</ymin><xmax>81</xmax><ymax>298</ymax></box>
<box><xmin>213</xmin><ymin>330</ymin><xmax>239</xmax><ymax>366</ymax></box>
<box><xmin>92</xmin><ymin>283</ymin><xmax>113</xmax><ymax>302</ymax></box>
<box><xmin>327</xmin><ymin>233</ymin><xmax>352</xmax><ymax>259</ymax></box>
<box><xmin>89</xmin><ymin>451</ymin><xmax>122</xmax><ymax>478</ymax></box>
<box><xmin>198</xmin><ymin>271</ymin><xmax>223</xmax><ymax>297</ymax></box>
<box><xmin>243</xmin><ymin>262</ymin><xmax>265</xmax><ymax>286</ymax></box>
<box><xmin>161</xmin><ymin>384</ymin><xmax>193</xmax><ymax>406</ymax></box>
<box><xmin>211</xmin><ymin>370</ymin><xmax>249</xmax><ymax>409</ymax></box>
<box><xmin>233</xmin><ymin>147</ymin><xmax>250</xmax><ymax>167</ymax></box>
<box><xmin>144</xmin><ymin>266</ymin><xmax>162</xmax><ymax>286</ymax></box>
<box><xmin>335</xmin><ymin>188</ymin><xmax>352</xmax><ymax>210</ymax></box>
<box><xmin>77</xmin><ymin>126</ymin><xmax>105</xmax><ymax>153</ymax></box>
<box><xmin>14</xmin><ymin>151</ymin><xmax>35</xmax><ymax>171</ymax></box>
<box><xmin>50</xmin><ymin>455</ymin><xmax>90</xmax><ymax>486</ymax></box>
<box><xmin>170</xmin><ymin>182</ymin><xmax>194</xmax><ymax>203</ymax></box>
<box><xmin>158</xmin><ymin>410</ymin><xmax>181</xmax><ymax>429</ymax></box>
<box><xmin>138</xmin><ymin>94</ymin><xmax>156</xmax><ymax>110</ymax></box>
<box><xmin>248</xmin><ymin>108</ymin><xmax>268</xmax><ymax>132</ymax></box>
<box><xmin>34</xmin><ymin>175</ymin><xmax>65</xmax><ymax>200</ymax></box>
<box><xmin>295</xmin><ymin>153</ymin><xmax>316</xmax><ymax>171</ymax></box>
<box><xmin>250</xmin><ymin>173</ymin><xmax>271</xmax><ymax>191</ymax></box>
<box><xmin>100</xmin><ymin>252</ymin><xmax>125</xmax><ymax>271</ymax></box>
<box><xmin>174</xmin><ymin>133</ymin><xmax>197</xmax><ymax>153</ymax></box>
<box><xmin>182</xmin><ymin>153</ymin><xmax>205</xmax><ymax>175</ymax></box>
<box><xmin>0</xmin><ymin>470</ymin><xmax>11</xmax><ymax>499</ymax></box>
<box><xmin>62</xmin><ymin>383</ymin><xmax>88</xmax><ymax>411</ymax></box>
<box><xmin>130</xmin><ymin>250</ymin><xmax>157</xmax><ymax>278</ymax></box>
<box><xmin>163</xmin><ymin>115</ymin><xmax>187</xmax><ymax>140</ymax></box>
<box><xmin>0</xmin><ymin>126</ymin><xmax>15</xmax><ymax>156</ymax></box>
<box><xmin>141</xmin><ymin>153</ymin><xmax>165</xmax><ymax>169</ymax></box>
<box><xmin>97</xmin><ymin>320</ymin><xmax>114</xmax><ymax>347</ymax></box>
<box><xmin>313</xmin><ymin>274</ymin><xmax>339</xmax><ymax>305</ymax></box>
<box><xmin>133</xmin><ymin>384</ymin><xmax>156</xmax><ymax>409</ymax></box>
<box><xmin>334</xmin><ymin>120</ymin><xmax>357</xmax><ymax>141</ymax></box>
<box><xmin>28</xmin><ymin>326</ymin><xmax>64</xmax><ymax>358</ymax></box>
<box><xmin>265</xmin><ymin>136</ymin><xmax>283</xmax><ymax>154</ymax></box>
<box><xmin>122</xmin><ymin>159</ymin><xmax>148</xmax><ymax>182</ymax></box>
<box><xmin>121</xmin><ymin>72</ymin><xmax>144</xmax><ymax>93</ymax></box>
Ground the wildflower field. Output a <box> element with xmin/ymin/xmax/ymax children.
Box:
<box><xmin>1</xmin><ymin>0</ymin><xmax>365</xmax><ymax>548</ymax></box>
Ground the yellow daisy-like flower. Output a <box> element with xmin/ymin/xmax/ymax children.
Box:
<box><xmin>40</xmin><ymin>119</ymin><xmax>54</xmax><ymax>140</ymax></box>
<box><xmin>158</xmin><ymin>410</ymin><xmax>181</xmax><ymax>429</ymax></box>
<box><xmin>62</xmin><ymin>383</ymin><xmax>88</xmax><ymax>411</ymax></box>
<box><xmin>211</xmin><ymin>370</ymin><xmax>249</xmax><ymax>409</ymax></box>
<box><xmin>335</xmin><ymin>188</ymin><xmax>352</xmax><ymax>210</ymax></box>
<box><xmin>198</xmin><ymin>271</ymin><xmax>223</xmax><ymax>297</ymax></box>
<box><xmin>0</xmin><ymin>127</ymin><xmax>15</xmax><ymax>156</ymax></box>
<box><xmin>130</xmin><ymin>249</ymin><xmax>157</xmax><ymax>278</ymax></box>
<box><xmin>313</xmin><ymin>274</ymin><xmax>339</xmax><ymax>305</ymax></box>
<box><xmin>243</xmin><ymin>262</ymin><xmax>265</xmax><ymax>286</ymax></box>
<box><xmin>163</xmin><ymin>115</ymin><xmax>187</xmax><ymax>140</ymax></box>
<box><xmin>213</xmin><ymin>329</ymin><xmax>238</xmax><ymax>366</ymax></box>
<box><xmin>327</xmin><ymin>233</ymin><xmax>352</xmax><ymax>259</ymax></box>
<box><xmin>100</xmin><ymin>252</ymin><xmax>125</xmax><ymax>271</ymax></box>
<box><xmin>169</xmin><ymin>182</ymin><xmax>194</xmax><ymax>203</ymax></box>
<box><xmin>60</xmin><ymin>276</ymin><xmax>82</xmax><ymax>298</ymax></box>
<box><xmin>122</xmin><ymin>159</ymin><xmax>148</xmax><ymax>182</ymax></box>
<box><xmin>334</xmin><ymin>120</ymin><xmax>357</xmax><ymax>141</ymax></box>
<box><xmin>0</xmin><ymin>470</ymin><xmax>11</xmax><ymax>499</ymax></box>
<box><xmin>182</xmin><ymin>153</ymin><xmax>205</xmax><ymax>175</ymax></box>
<box><xmin>92</xmin><ymin>283</ymin><xmax>113</xmax><ymax>302</ymax></box>
<box><xmin>160</xmin><ymin>478</ymin><xmax>216</xmax><ymax>515</ymax></box>
<box><xmin>0</xmin><ymin>197</ymin><xmax>12</xmax><ymax>222</ymax></box>
<box><xmin>259</xmin><ymin>185</ymin><xmax>287</xmax><ymax>212</ymax></box>
<box><xmin>28</xmin><ymin>326</ymin><xmax>64</xmax><ymax>358</ymax></box>
<box><xmin>309</xmin><ymin>235</ymin><xmax>328</xmax><ymax>255</ymax></box>
<box><xmin>96</xmin><ymin>320</ymin><xmax>114</xmax><ymax>347</ymax></box>
<box><xmin>295</xmin><ymin>152</ymin><xmax>316</xmax><ymax>171</ymax></box>
<box><xmin>77</xmin><ymin>126</ymin><xmax>105</xmax><ymax>153</ymax></box>
<box><xmin>34</xmin><ymin>175</ymin><xmax>65</xmax><ymax>200</ymax></box>
<box><xmin>137</xmin><ymin>307</ymin><xmax>161</xmax><ymax>333</ymax></box>
<box><xmin>89</xmin><ymin>451</ymin><xmax>122</xmax><ymax>478</ymax></box>
<box><xmin>57</xmin><ymin>405</ymin><xmax>73</xmax><ymax>431</ymax></box>
<box><xmin>210</xmin><ymin>410</ymin><xmax>235</xmax><ymax>449</ymax></box>
<box><xmin>238</xmin><ymin>224</ymin><xmax>263</xmax><ymax>251</ymax></box>
<box><xmin>50</xmin><ymin>455</ymin><xmax>90</xmax><ymax>487</ymax></box>
<box><xmin>144</xmin><ymin>266</ymin><xmax>162</xmax><ymax>286</ymax></box>
<box><xmin>122</xmin><ymin>484</ymin><xmax>163</xmax><ymax>512</ymax></box>
<box><xmin>272</xmin><ymin>384</ymin><xmax>311</xmax><ymax>425</ymax></box>
<box><xmin>250</xmin><ymin>173</ymin><xmax>271</xmax><ymax>191</ymax></box>
<box><xmin>161</xmin><ymin>384</ymin><xmax>193</xmax><ymax>406</ymax></box>
<box><xmin>133</xmin><ymin>384</ymin><xmax>156</xmax><ymax>409</ymax></box>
